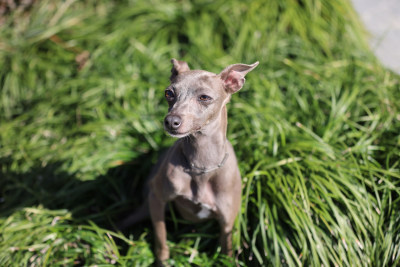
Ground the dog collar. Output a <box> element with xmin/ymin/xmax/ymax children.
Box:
<box><xmin>185</xmin><ymin>152</ymin><xmax>229</xmax><ymax>174</ymax></box>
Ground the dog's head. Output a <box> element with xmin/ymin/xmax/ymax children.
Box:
<box><xmin>163</xmin><ymin>59</ymin><xmax>258</xmax><ymax>138</ymax></box>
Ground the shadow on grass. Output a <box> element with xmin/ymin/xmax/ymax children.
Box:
<box><xmin>0</xmin><ymin>150</ymin><xmax>158</xmax><ymax>227</ymax></box>
<box><xmin>0</xmin><ymin>148</ymin><xmax>222</xmax><ymax>256</ymax></box>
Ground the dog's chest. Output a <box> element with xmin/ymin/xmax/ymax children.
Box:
<box><xmin>174</xmin><ymin>195</ymin><xmax>215</xmax><ymax>221</ymax></box>
<box><xmin>172</xmin><ymin>178</ymin><xmax>217</xmax><ymax>221</ymax></box>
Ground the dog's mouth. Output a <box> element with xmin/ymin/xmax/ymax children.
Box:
<box><xmin>163</xmin><ymin>114</ymin><xmax>205</xmax><ymax>138</ymax></box>
<box><xmin>164</xmin><ymin>125</ymin><xmax>202</xmax><ymax>138</ymax></box>
<box><xmin>165</xmin><ymin>129</ymin><xmax>190</xmax><ymax>138</ymax></box>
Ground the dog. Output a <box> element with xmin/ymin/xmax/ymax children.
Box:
<box><xmin>120</xmin><ymin>59</ymin><xmax>258</xmax><ymax>265</ymax></box>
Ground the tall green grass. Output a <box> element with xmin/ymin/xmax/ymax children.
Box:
<box><xmin>1</xmin><ymin>0</ymin><xmax>399</xmax><ymax>266</ymax></box>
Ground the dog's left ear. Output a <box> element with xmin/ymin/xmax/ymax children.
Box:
<box><xmin>170</xmin><ymin>58</ymin><xmax>190</xmax><ymax>81</ymax></box>
<box><xmin>219</xmin><ymin>61</ymin><xmax>259</xmax><ymax>94</ymax></box>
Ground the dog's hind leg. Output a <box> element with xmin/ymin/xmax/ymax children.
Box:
<box><xmin>116</xmin><ymin>200</ymin><xmax>150</xmax><ymax>230</ymax></box>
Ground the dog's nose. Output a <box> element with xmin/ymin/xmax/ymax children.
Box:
<box><xmin>164</xmin><ymin>115</ymin><xmax>182</xmax><ymax>130</ymax></box>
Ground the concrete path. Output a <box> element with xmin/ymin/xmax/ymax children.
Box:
<box><xmin>352</xmin><ymin>0</ymin><xmax>400</xmax><ymax>73</ymax></box>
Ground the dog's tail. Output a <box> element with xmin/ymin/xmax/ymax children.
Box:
<box><xmin>116</xmin><ymin>199</ymin><xmax>150</xmax><ymax>230</ymax></box>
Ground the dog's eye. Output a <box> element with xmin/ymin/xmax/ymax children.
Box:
<box><xmin>198</xmin><ymin>95</ymin><xmax>212</xmax><ymax>102</ymax></box>
<box><xmin>165</xmin><ymin>90</ymin><xmax>175</xmax><ymax>101</ymax></box>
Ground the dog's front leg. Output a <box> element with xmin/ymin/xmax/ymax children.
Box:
<box><xmin>219</xmin><ymin>222</ymin><xmax>234</xmax><ymax>256</ymax></box>
<box><xmin>149</xmin><ymin>191</ymin><xmax>169</xmax><ymax>264</ymax></box>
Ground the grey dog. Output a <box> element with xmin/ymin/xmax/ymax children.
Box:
<box><xmin>120</xmin><ymin>59</ymin><xmax>258</xmax><ymax>265</ymax></box>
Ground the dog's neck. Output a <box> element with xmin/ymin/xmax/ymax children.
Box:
<box><xmin>181</xmin><ymin>106</ymin><xmax>228</xmax><ymax>170</ymax></box>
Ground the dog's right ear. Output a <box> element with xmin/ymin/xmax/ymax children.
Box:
<box><xmin>170</xmin><ymin>58</ymin><xmax>190</xmax><ymax>81</ymax></box>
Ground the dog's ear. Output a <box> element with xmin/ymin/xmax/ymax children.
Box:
<box><xmin>219</xmin><ymin>61</ymin><xmax>259</xmax><ymax>94</ymax></box>
<box><xmin>170</xmin><ymin>58</ymin><xmax>190</xmax><ymax>81</ymax></box>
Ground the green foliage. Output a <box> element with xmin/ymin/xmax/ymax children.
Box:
<box><xmin>1</xmin><ymin>0</ymin><xmax>399</xmax><ymax>266</ymax></box>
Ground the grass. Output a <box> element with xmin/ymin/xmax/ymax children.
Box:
<box><xmin>1</xmin><ymin>0</ymin><xmax>399</xmax><ymax>266</ymax></box>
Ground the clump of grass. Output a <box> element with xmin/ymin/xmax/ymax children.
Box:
<box><xmin>1</xmin><ymin>0</ymin><xmax>399</xmax><ymax>266</ymax></box>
